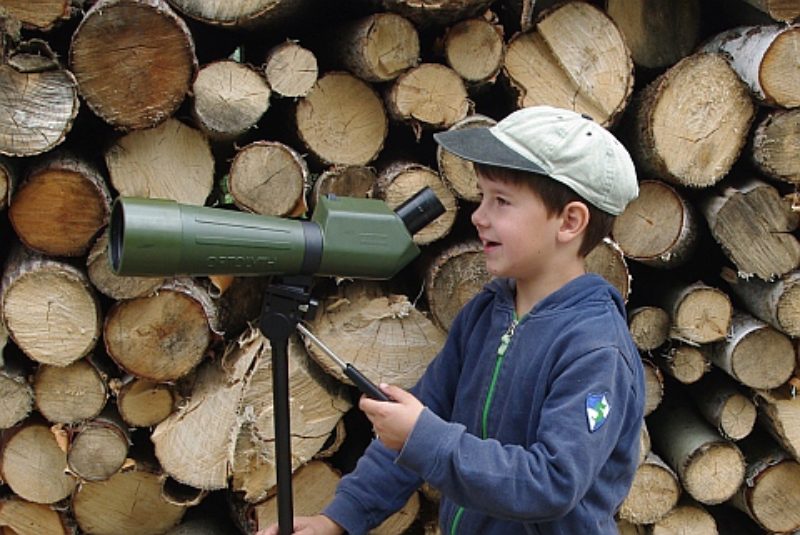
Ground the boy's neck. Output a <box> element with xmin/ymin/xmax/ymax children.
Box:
<box><xmin>514</xmin><ymin>261</ymin><xmax>586</xmax><ymax>317</ymax></box>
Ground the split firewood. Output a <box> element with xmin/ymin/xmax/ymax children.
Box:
<box><xmin>71</xmin><ymin>459</ymin><xmax>186</xmax><ymax>535</ymax></box>
<box><xmin>228</xmin><ymin>140</ymin><xmax>308</xmax><ymax>217</ymax></box>
<box><xmin>628</xmin><ymin>306</ymin><xmax>670</xmax><ymax>352</ymax></box>
<box><xmin>1</xmin><ymin>245</ymin><xmax>101</xmax><ymax>367</ymax></box>
<box><xmin>103</xmin><ymin>278</ymin><xmax>218</xmax><ymax>382</ymax></box>
<box><xmin>104</xmin><ymin>117</ymin><xmax>215</xmax><ymax>206</ymax></box>
<box><xmin>66</xmin><ymin>407</ymin><xmax>130</xmax><ymax>481</ymax></box>
<box><xmin>585</xmin><ymin>238</ymin><xmax>630</xmax><ymax>302</ymax></box>
<box><xmin>375</xmin><ymin>161</ymin><xmax>457</xmax><ymax>245</ymax></box>
<box><xmin>111</xmin><ymin>376</ymin><xmax>176</xmax><ymax>428</ymax></box>
<box><xmin>86</xmin><ymin>230</ymin><xmax>166</xmax><ymax>300</ymax></box>
<box><xmin>753</xmin><ymin>384</ymin><xmax>800</xmax><ymax>463</ymax></box>
<box><xmin>69</xmin><ymin>0</ymin><xmax>196</xmax><ymax>131</ymax></box>
<box><xmin>440</xmin><ymin>16</ymin><xmax>504</xmax><ymax>89</ymax></box>
<box><xmin>618</xmin><ymin>452</ymin><xmax>681</xmax><ymax>525</ymax></box>
<box><xmin>606</xmin><ymin>0</ymin><xmax>702</xmax><ymax>70</ymax></box>
<box><xmin>309</xmin><ymin>165</ymin><xmax>377</xmax><ymax>210</ymax></box>
<box><xmin>709</xmin><ymin>310</ymin><xmax>795</xmax><ymax>390</ymax></box>
<box><xmin>263</xmin><ymin>41</ymin><xmax>318</xmax><ymax>98</ymax></box>
<box><xmin>0</xmin><ymin>496</ymin><xmax>74</xmax><ymax>535</ymax></box>
<box><xmin>190</xmin><ymin>59</ymin><xmax>270</xmax><ymax>142</ymax></box>
<box><xmin>503</xmin><ymin>1</ymin><xmax>633</xmax><ymax>126</ymax></box>
<box><xmin>0</xmin><ymin>419</ymin><xmax>78</xmax><ymax>504</ymax></box>
<box><xmin>648</xmin><ymin>392</ymin><xmax>745</xmax><ymax>505</ymax></box>
<box><xmin>659</xmin><ymin>280</ymin><xmax>732</xmax><ymax>344</ymax></box>
<box><xmin>648</xmin><ymin>500</ymin><xmax>717</xmax><ymax>535</ymax></box>
<box><xmin>642</xmin><ymin>358</ymin><xmax>664</xmax><ymax>416</ymax></box>
<box><xmin>701</xmin><ymin>24</ymin><xmax>800</xmax><ymax>108</ymax></box>
<box><xmin>378</xmin><ymin>0</ymin><xmax>494</xmax><ymax>27</ymax></box>
<box><xmin>627</xmin><ymin>52</ymin><xmax>755</xmax><ymax>188</ymax></box>
<box><xmin>612</xmin><ymin>180</ymin><xmax>700</xmax><ymax>269</ymax></box>
<box><xmin>0</xmin><ymin>156</ymin><xmax>15</xmax><ymax>212</ymax></box>
<box><xmin>320</xmin><ymin>13</ymin><xmax>419</xmax><ymax>83</ymax></box>
<box><xmin>33</xmin><ymin>358</ymin><xmax>107</xmax><ymax>425</ymax></box>
<box><xmin>0</xmin><ymin>40</ymin><xmax>79</xmax><ymax>156</ymax></box>
<box><xmin>722</xmin><ymin>267</ymin><xmax>800</xmax><ymax>338</ymax></box>
<box><xmin>740</xmin><ymin>0</ymin><xmax>800</xmax><ymax>21</ymax></box>
<box><xmin>0</xmin><ymin>0</ymin><xmax>73</xmax><ymax>31</ymax></box>
<box><xmin>688</xmin><ymin>369</ymin><xmax>757</xmax><ymax>441</ymax></box>
<box><xmin>166</xmin><ymin>0</ymin><xmax>311</xmax><ymax>30</ymax></box>
<box><xmin>303</xmin><ymin>281</ymin><xmax>447</xmax><ymax>391</ymax></box>
<box><xmin>423</xmin><ymin>240</ymin><xmax>489</xmax><ymax>332</ymax></box>
<box><xmin>385</xmin><ymin>63</ymin><xmax>471</xmax><ymax>135</ymax></box>
<box><xmin>295</xmin><ymin>71</ymin><xmax>388</xmax><ymax>166</ymax></box>
<box><xmin>436</xmin><ymin>114</ymin><xmax>495</xmax><ymax>202</ymax></box>
<box><xmin>751</xmin><ymin>108</ymin><xmax>800</xmax><ymax>184</ymax></box>
<box><xmin>656</xmin><ymin>342</ymin><xmax>711</xmax><ymax>385</ymax></box>
<box><xmin>0</xmin><ymin>351</ymin><xmax>33</xmax><ymax>429</ymax></box>
<box><xmin>248</xmin><ymin>460</ymin><xmax>421</xmax><ymax>535</ymax></box>
<box><xmin>8</xmin><ymin>151</ymin><xmax>110</xmax><ymax>257</ymax></box>
<box><xmin>729</xmin><ymin>432</ymin><xmax>800</xmax><ymax>533</ymax></box>
<box><xmin>208</xmin><ymin>276</ymin><xmax>271</xmax><ymax>339</ymax></box>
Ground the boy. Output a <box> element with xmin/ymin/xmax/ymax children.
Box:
<box><xmin>258</xmin><ymin>105</ymin><xmax>645</xmax><ymax>534</ymax></box>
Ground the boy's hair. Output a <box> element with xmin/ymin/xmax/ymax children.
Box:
<box><xmin>476</xmin><ymin>163</ymin><xmax>614</xmax><ymax>257</ymax></box>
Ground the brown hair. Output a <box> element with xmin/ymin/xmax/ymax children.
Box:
<box><xmin>475</xmin><ymin>164</ymin><xmax>614</xmax><ymax>257</ymax></box>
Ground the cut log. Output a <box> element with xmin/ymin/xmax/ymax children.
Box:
<box><xmin>657</xmin><ymin>342</ymin><xmax>711</xmax><ymax>385</ymax></box>
<box><xmin>378</xmin><ymin>0</ymin><xmax>494</xmax><ymax>27</ymax></box>
<box><xmin>709</xmin><ymin>310</ymin><xmax>795</xmax><ymax>390</ymax></box>
<box><xmin>612</xmin><ymin>180</ymin><xmax>700</xmax><ymax>269</ymax></box>
<box><xmin>441</xmin><ymin>16</ymin><xmax>504</xmax><ymax>87</ymax></box>
<box><xmin>0</xmin><ymin>421</ymin><xmax>78</xmax><ymax>504</ymax></box>
<box><xmin>1</xmin><ymin>245</ymin><xmax>100</xmax><ymax>366</ymax></box>
<box><xmin>304</xmin><ymin>281</ymin><xmax>447</xmax><ymax>391</ymax></box>
<box><xmin>423</xmin><ymin>240</ymin><xmax>490</xmax><ymax>332</ymax></box>
<box><xmin>701</xmin><ymin>24</ymin><xmax>800</xmax><ymax>108</ymax></box>
<box><xmin>66</xmin><ymin>408</ymin><xmax>130</xmax><ymax>481</ymax></box>
<box><xmin>606</xmin><ymin>0</ymin><xmax>701</xmax><ymax>69</ymax></box>
<box><xmin>642</xmin><ymin>358</ymin><xmax>664</xmax><ymax>416</ymax></box>
<box><xmin>618</xmin><ymin>452</ymin><xmax>681</xmax><ymax>524</ymax></box>
<box><xmin>8</xmin><ymin>151</ymin><xmax>110</xmax><ymax>257</ymax></box>
<box><xmin>0</xmin><ymin>42</ymin><xmax>79</xmax><ymax>156</ymax></box>
<box><xmin>103</xmin><ymin>278</ymin><xmax>217</xmax><ymax>382</ymax></box>
<box><xmin>701</xmin><ymin>176</ymin><xmax>800</xmax><ymax>280</ymax></box>
<box><xmin>104</xmin><ymin>117</ymin><xmax>215</xmax><ymax>205</ymax></box>
<box><xmin>0</xmin><ymin>156</ymin><xmax>15</xmax><ymax>212</ymax></box>
<box><xmin>86</xmin><ymin>230</ymin><xmax>166</xmax><ymax>300</ymax></box>
<box><xmin>659</xmin><ymin>280</ymin><xmax>732</xmax><ymax>344</ymax></box>
<box><xmin>722</xmin><ymin>267</ymin><xmax>800</xmax><ymax>337</ymax></box>
<box><xmin>385</xmin><ymin>63</ymin><xmax>471</xmax><ymax>135</ymax></box>
<box><xmin>753</xmin><ymin>385</ymin><xmax>800</xmax><ymax>463</ymax></box>
<box><xmin>0</xmin><ymin>0</ymin><xmax>72</xmax><ymax>31</ymax></box>
<box><xmin>33</xmin><ymin>358</ymin><xmax>107</xmax><ymax>425</ymax></box>
<box><xmin>740</xmin><ymin>0</ymin><xmax>800</xmax><ymax>21</ymax></box>
<box><xmin>436</xmin><ymin>114</ymin><xmax>495</xmax><ymax>202</ymax></box>
<box><xmin>160</xmin><ymin>478</ymin><xmax>207</xmax><ymax>507</ymax></box>
<box><xmin>751</xmin><ymin>108</ymin><xmax>800</xmax><ymax>184</ymax></box>
<box><xmin>0</xmin><ymin>497</ymin><xmax>72</xmax><ymax>535</ymax></box>
<box><xmin>322</xmin><ymin>13</ymin><xmax>419</xmax><ymax>83</ymax></box>
<box><xmin>111</xmin><ymin>376</ymin><xmax>176</xmax><ymax>428</ymax></box>
<box><xmin>263</xmin><ymin>41</ymin><xmax>317</xmax><ymax>99</ymax></box>
<box><xmin>503</xmin><ymin>1</ymin><xmax>633</xmax><ymax>126</ymax></box>
<box><xmin>730</xmin><ymin>433</ymin><xmax>800</xmax><ymax>532</ymax></box>
<box><xmin>309</xmin><ymin>165</ymin><xmax>377</xmax><ymax>210</ymax></box>
<box><xmin>628</xmin><ymin>306</ymin><xmax>670</xmax><ymax>352</ymax></box>
<box><xmin>648</xmin><ymin>393</ymin><xmax>745</xmax><ymax>505</ymax></box>
<box><xmin>69</xmin><ymin>0</ymin><xmax>197</xmax><ymax>130</ymax></box>
<box><xmin>295</xmin><ymin>71</ymin><xmax>387</xmax><ymax>166</ymax></box>
<box><xmin>71</xmin><ymin>460</ymin><xmax>186</xmax><ymax>535</ymax></box>
<box><xmin>628</xmin><ymin>53</ymin><xmax>755</xmax><ymax>188</ymax></box>
<box><xmin>375</xmin><ymin>161</ymin><xmax>457</xmax><ymax>245</ymax></box>
<box><xmin>617</xmin><ymin>518</ymin><xmax>647</xmax><ymax>535</ymax></box>
<box><xmin>649</xmin><ymin>500</ymin><xmax>717</xmax><ymax>535</ymax></box>
<box><xmin>166</xmin><ymin>0</ymin><xmax>312</xmax><ymax>30</ymax></box>
<box><xmin>228</xmin><ymin>140</ymin><xmax>308</xmax><ymax>217</ymax></box>
<box><xmin>0</xmin><ymin>351</ymin><xmax>33</xmax><ymax>429</ymax></box>
<box><xmin>585</xmin><ymin>238</ymin><xmax>630</xmax><ymax>302</ymax></box>
<box><xmin>688</xmin><ymin>369</ymin><xmax>757</xmax><ymax>441</ymax></box>
<box><xmin>191</xmin><ymin>60</ymin><xmax>270</xmax><ymax>142</ymax></box>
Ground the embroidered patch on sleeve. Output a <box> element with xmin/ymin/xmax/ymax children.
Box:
<box><xmin>586</xmin><ymin>393</ymin><xmax>610</xmax><ymax>432</ymax></box>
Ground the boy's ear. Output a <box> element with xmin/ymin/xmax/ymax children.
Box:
<box><xmin>558</xmin><ymin>201</ymin><xmax>589</xmax><ymax>243</ymax></box>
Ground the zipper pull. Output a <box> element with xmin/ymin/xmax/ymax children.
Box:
<box><xmin>497</xmin><ymin>319</ymin><xmax>517</xmax><ymax>355</ymax></box>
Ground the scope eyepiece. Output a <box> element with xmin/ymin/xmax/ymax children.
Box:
<box><xmin>395</xmin><ymin>187</ymin><xmax>446</xmax><ymax>235</ymax></box>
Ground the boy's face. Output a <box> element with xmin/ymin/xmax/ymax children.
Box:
<box><xmin>471</xmin><ymin>171</ymin><xmax>562</xmax><ymax>283</ymax></box>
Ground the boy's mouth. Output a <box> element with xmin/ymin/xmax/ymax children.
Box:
<box><xmin>481</xmin><ymin>238</ymin><xmax>501</xmax><ymax>252</ymax></box>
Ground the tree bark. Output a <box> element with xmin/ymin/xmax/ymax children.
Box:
<box><xmin>69</xmin><ymin>0</ymin><xmax>197</xmax><ymax>131</ymax></box>
<box><xmin>503</xmin><ymin>1</ymin><xmax>633</xmax><ymax>126</ymax></box>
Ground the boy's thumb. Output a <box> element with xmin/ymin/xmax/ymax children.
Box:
<box><xmin>380</xmin><ymin>383</ymin><xmax>406</xmax><ymax>401</ymax></box>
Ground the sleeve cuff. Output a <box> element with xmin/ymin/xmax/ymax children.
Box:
<box><xmin>396</xmin><ymin>407</ymin><xmax>463</xmax><ymax>480</ymax></box>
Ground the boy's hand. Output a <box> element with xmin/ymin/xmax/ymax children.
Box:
<box><xmin>255</xmin><ymin>514</ymin><xmax>343</xmax><ymax>535</ymax></box>
<box><xmin>360</xmin><ymin>384</ymin><xmax>424</xmax><ymax>451</ymax></box>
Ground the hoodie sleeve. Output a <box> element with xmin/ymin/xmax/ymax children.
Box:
<box><xmin>395</xmin><ymin>343</ymin><xmax>642</xmax><ymax>523</ymax></box>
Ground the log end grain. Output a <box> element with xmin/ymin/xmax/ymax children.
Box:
<box><xmin>444</xmin><ymin>17</ymin><xmax>504</xmax><ymax>83</ymax></box>
<box><xmin>683</xmin><ymin>441</ymin><xmax>744</xmax><ymax>504</ymax></box>
<box><xmin>0</xmin><ymin>373</ymin><xmax>33</xmax><ymax>429</ymax></box>
<box><xmin>730</xmin><ymin>324</ymin><xmax>795</xmax><ymax>389</ymax></box>
<box><xmin>264</xmin><ymin>41</ymin><xmax>318</xmax><ymax>97</ymax></box>
<box><xmin>229</xmin><ymin>141</ymin><xmax>307</xmax><ymax>216</ymax></box>
<box><xmin>0</xmin><ymin>497</ymin><xmax>69</xmax><ymax>535</ymax></box>
<box><xmin>33</xmin><ymin>360</ymin><xmax>107</xmax><ymax>425</ymax></box>
<box><xmin>585</xmin><ymin>238</ymin><xmax>630</xmax><ymax>302</ymax></box>
<box><xmin>387</xmin><ymin>63</ymin><xmax>471</xmax><ymax>130</ymax></box>
<box><xmin>67</xmin><ymin>424</ymin><xmax>129</xmax><ymax>481</ymax></box>
<box><xmin>761</xmin><ymin>27</ymin><xmax>800</xmax><ymax>109</ymax></box>
<box><xmin>115</xmin><ymin>378</ymin><xmax>176</xmax><ymax>428</ymax></box>
<box><xmin>651</xmin><ymin>501</ymin><xmax>717</xmax><ymax>535</ymax></box>
<box><xmin>618</xmin><ymin>456</ymin><xmax>681</xmax><ymax>524</ymax></box>
<box><xmin>660</xmin><ymin>344</ymin><xmax>710</xmax><ymax>384</ymax></box>
<box><xmin>752</xmin><ymin>108</ymin><xmax>800</xmax><ymax>185</ymax></box>
<box><xmin>672</xmin><ymin>285</ymin><xmax>732</xmax><ymax>344</ymax></box>
<box><xmin>628</xmin><ymin>306</ymin><xmax>671</xmax><ymax>351</ymax></box>
<box><xmin>747</xmin><ymin>460</ymin><xmax>800</xmax><ymax>532</ymax></box>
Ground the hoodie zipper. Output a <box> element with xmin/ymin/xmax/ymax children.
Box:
<box><xmin>450</xmin><ymin>315</ymin><xmax>518</xmax><ymax>535</ymax></box>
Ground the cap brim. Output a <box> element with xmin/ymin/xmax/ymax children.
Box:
<box><xmin>434</xmin><ymin>127</ymin><xmax>547</xmax><ymax>175</ymax></box>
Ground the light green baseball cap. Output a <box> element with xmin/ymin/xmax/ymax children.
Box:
<box><xmin>433</xmin><ymin>105</ymin><xmax>638</xmax><ymax>215</ymax></box>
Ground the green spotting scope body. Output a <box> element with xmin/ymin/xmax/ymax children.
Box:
<box><xmin>109</xmin><ymin>188</ymin><xmax>444</xmax><ymax>280</ymax></box>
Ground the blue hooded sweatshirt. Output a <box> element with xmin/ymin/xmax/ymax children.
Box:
<box><xmin>324</xmin><ymin>273</ymin><xmax>645</xmax><ymax>534</ymax></box>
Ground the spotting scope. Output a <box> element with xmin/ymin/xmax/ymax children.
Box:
<box><xmin>109</xmin><ymin>187</ymin><xmax>445</xmax><ymax>279</ymax></box>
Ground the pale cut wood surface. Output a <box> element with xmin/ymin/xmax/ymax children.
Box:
<box><xmin>689</xmin><ymin>370</ymin><xmax>757</xmax><ymax>441</ymax></box>
<box><xmin>618</xmin><ymin>452</ymin><xmax>681</xmax><ymax>524</ymax></box>
<box><xmin>657</xmin><ymin>343</ymin><xmax>710</xmax><ymax>385</ymax></box>
<box><xmin>264</xmin><ymin>41</ymin><xmax>318</xmax><ymax>97</ymax></box>
<box><xmin>751</xmin><ymin>108</ymin><xmax>800</xmax><ymax>184</ymax></box>
<box><xmin>436</xmin><ymin>114</ymin><xmax>495</xmax><ymax>202</ymax></box>
<box><xmin>33</xmin><ymin>359</ymin><xmax>106</xmax><ymax>424</ymax></box>
<box><xmin>627</xmin><ymin>306</ymin><xmax>670</xmax><ymax>351</ymax></box>
<box><xmin>0</xmin><ymin>497</ymin><xmax>71</xmax><ymax>535</ymax></box>
<box><xmin>386</xmin><ymin>63</ymin><xmax>471</xmax><ymax>132</ymax></box>
<box><xmin>585</xmin><ymin>238</ymin><xmax>630</xmax><ymax>302</ymax></box>
<box><xmin>0</xmin><ymin>0</ymin><xmax>71</xmax><ymax>30</ymax></box>
<box><xmin>650</xmin><ymin>502</ymin><xmax>717</xmax><ymax>535</ymax></box>
<box><xmin>113</xmin><ymin>377</ymin><xmax>175</xmax><ymax>428</ymax></box>
<box><xmin>443</xmin><ymin>17</ymin><xmax>504</xmax><ymax>84</ymax></box>
<box><xmin>723</xmin><ymin>267</ymin><xmax>800</xmax><ymax>338</ymax></box>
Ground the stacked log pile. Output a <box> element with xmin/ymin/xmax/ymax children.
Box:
<box><xmin>0</xmin><ymin>0</ymin><xmax>798</xmax><ymax>533</ymax></box>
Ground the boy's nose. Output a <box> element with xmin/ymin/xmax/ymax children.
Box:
<box><xmin>470</xmin><ymin>204</ymin><xmax>487</xmax><ymax>228</ymax></box>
